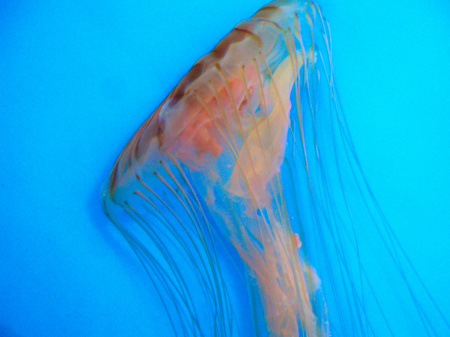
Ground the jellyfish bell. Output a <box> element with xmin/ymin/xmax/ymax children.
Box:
<box><xmin>101</xmin><ymin>0</ymin><xmax>450</xmax><ymax>336</ymax></box>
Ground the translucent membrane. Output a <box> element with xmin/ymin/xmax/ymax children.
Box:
<box><xmin>101</xmin><ymin>0</ymin><xmax>450</xmax><ymax>336</ymax></box>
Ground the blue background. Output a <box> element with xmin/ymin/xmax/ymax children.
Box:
<box><xmin>1</xmin><ymin>0</ymin><xmax>449</xmax><ymax>336</ymax></box>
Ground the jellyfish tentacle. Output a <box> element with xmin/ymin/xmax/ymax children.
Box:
<box><xmin>101</xmin><ymin>1</ymin><xmax>450</xmax><ymax>336</ymax></box>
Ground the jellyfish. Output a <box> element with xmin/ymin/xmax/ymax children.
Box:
<box><xmin>100</xmin><ymin>0</ymin><xmax>450</xmax><ymax>336</ymax></box>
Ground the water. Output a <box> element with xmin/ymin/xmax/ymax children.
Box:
<box><xmin>1</xmin><ymin>0</ymin><xmax>449</xmax><ymax>336</ymax></box>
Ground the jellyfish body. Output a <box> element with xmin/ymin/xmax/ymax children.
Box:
<box><xmin>101</xmin><ymin>1</ymin><xmax>449</xmax><ymax>336</ymax></box>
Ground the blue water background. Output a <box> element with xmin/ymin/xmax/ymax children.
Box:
<box><xmin>1</xmin><ymin>0</ymin><xmax>449</xmax><ymax>336</ymax></box>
